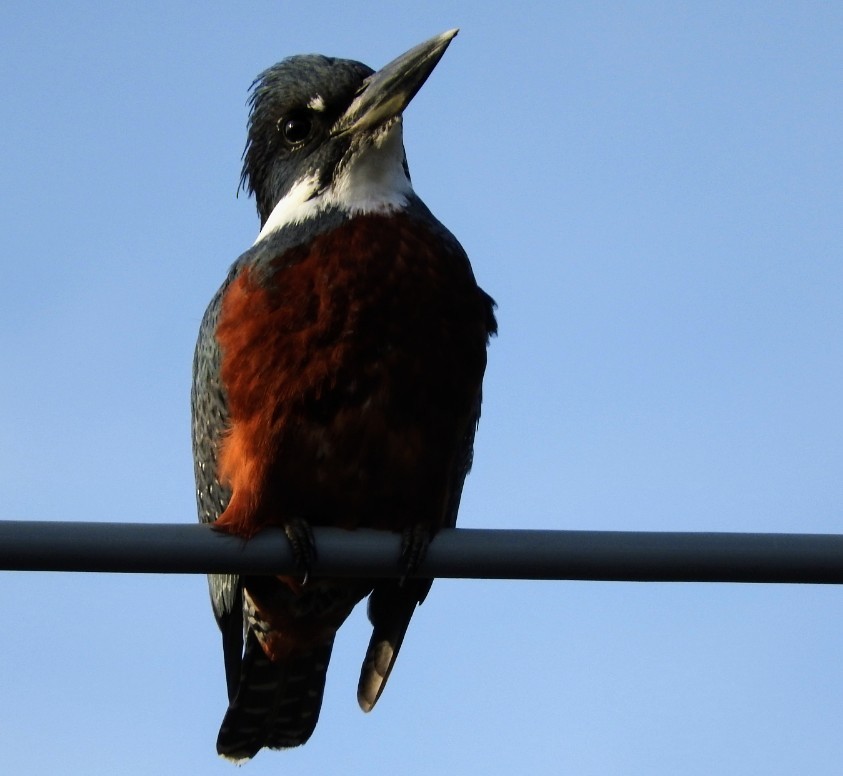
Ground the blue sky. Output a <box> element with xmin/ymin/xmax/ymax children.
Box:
<box><xmin>1</xmin><ymin>2</ymin><xmax>841</xmax><ymax>774</ymax></box>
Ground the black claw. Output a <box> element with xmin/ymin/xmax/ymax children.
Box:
<box><xmin>283</xmin><ymin>517</ymin><xmax>317</xmax><ymax>584</ymax></box>
<box><xmin>399</xmin><ymin>524</ymin><xmax>431</xmax><ymax>583</ymax></box>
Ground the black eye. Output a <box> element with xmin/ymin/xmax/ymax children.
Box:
<box><xmin>280</xmin><ymin>115</ymin><xmax>313</xmax><ymax>145</ymax></box>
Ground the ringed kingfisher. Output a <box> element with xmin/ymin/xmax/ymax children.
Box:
<box><xmin>191</xmin><ymin>28</ymin><xmax>496</xmax><ymax>761</ymax></box>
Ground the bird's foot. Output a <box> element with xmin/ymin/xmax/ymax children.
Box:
<box><xmin>283</xmin><ymin>517</ymin><xmax>317</xmax><ymax>585</ymax></box>
<box><xmin>399</xmin><ymin>524</ymin><xmax>432</xmax><ymax>583</ymax></box>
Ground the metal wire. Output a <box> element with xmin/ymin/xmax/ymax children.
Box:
<box><xmin>1</xmin><ymin>520</ymin><xmax>843</xmax><ymax>583</ymax></box>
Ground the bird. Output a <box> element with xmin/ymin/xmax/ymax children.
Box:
<box><xmin>191</xmin><ymin>28</ymin><xmax>496</xmax><ymax>762</ymax></box>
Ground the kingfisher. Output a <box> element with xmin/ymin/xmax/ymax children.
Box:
<box><xmin>191</xmin><ymin>28</ymin><xmax>496</xmax><ymax>761</ymax></box>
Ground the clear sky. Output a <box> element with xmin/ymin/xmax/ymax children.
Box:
<box><xmin>1</xmin><ymin>2</ymin><xmax>841</xmax><ymax>774</ymax></box>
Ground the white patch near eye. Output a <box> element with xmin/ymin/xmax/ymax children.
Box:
<box><xmin>307</xmin><ymin>94</ymin><xmax>326</xmax><ymax>111</ymax></box>
<box><xmin>255</xmin><ymin>120</ymin><xmax>413</xmax><ymax>244</ymax></box>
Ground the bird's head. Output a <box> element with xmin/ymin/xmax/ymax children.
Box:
<box><xmin>240</xmin><ymin>29</ymin><xmax>458</xmax><ymax>241</ymax></box>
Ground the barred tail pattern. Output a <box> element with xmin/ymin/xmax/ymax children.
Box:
<box><xmin>217</xmin><ymin>631</ymin><xmax>335</xmax><ymax>762</ymax></box>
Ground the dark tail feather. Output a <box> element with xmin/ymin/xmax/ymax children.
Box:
<box><xmin>217</xmin><ymin>631</ymin><xmax>335</xmax><ymax>762</ymax></box>
<box><xmin>357</xmin><ymin>579</ymin><xmax>430</xmax><ymax>712</ymax></box>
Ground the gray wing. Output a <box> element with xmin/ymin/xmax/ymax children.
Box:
<box><xmin>357</xmin><ymin>392</ymin><xmax>485</xmax><ymax>711</ymax></box>
<box><xmin>356</xmin><ymin>214</ymin><xmax>497</xmax><ymax>711</ymax></box>
<box><xmin>191</xmin><ymin>270</ymin><xmax>242</xmax><ymax>700</ymax></box>
<box><xmin>190</xmin><ymin>233</ymin><xmax>347</xmax><ymax>701</ymax></box>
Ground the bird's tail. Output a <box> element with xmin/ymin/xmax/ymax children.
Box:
<box><xmin>217</xmin><ymin>631</ymin><xmax>335</xmax><ymax>762</ymax></box>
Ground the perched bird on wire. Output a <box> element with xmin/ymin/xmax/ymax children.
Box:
<box><xmin>191</xmin><ymin>28</ymin><xmax>496</xmax><ymax>761</ymax></box>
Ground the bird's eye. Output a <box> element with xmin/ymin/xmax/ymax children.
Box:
<box><xmin>280</xmin><ymin>116</ymin><xmax>313</xmax><ymax>146</ymax></box>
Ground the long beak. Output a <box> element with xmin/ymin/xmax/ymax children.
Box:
<box><xmin>332</xmin><ymin>28</ymin><xmax>458</xmax><ymax>137</ymax></box>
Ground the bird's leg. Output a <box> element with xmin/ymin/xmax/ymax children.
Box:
<box><xmin>399</xmin><ymin>524</ymin><xmax>431</xmax><ymax>583</ymax></box>
<box><xmin>282</xmin><ymin>517</ymin><xmax>317</xmax><ymax>585</ymax></box>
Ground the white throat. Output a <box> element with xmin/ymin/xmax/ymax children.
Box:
<box><xmin>255</xmin><ymin>121</ymin><xmax>413</xmax><ymax>244</ymax></box>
